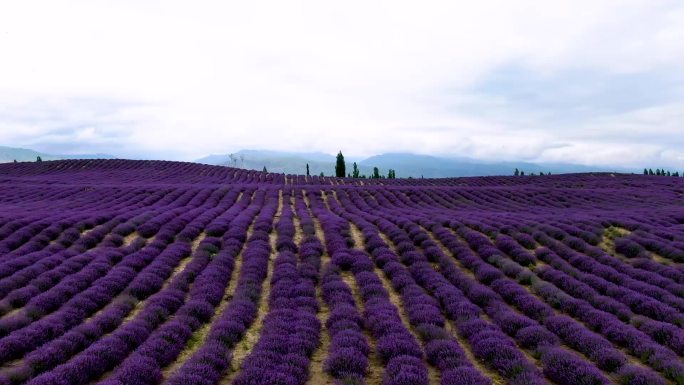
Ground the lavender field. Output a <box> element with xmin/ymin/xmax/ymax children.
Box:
<box><xmin>0</xmin><ymin>159</ymin><xmax>683</xmax><ymax>385</ymax></box>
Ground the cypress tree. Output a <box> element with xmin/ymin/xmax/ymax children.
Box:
<box><xmin>262</xmin><ymin>166</ymin><xmax>267</xmax><ymax>173</ymax></box>
<box><xmin>335</xmin><ymin>151</ymin><xmax>346</xmax><ymax>178</ymax></box>
<box><xmin>372</xmin><ymin>167</ymin><xmax>380</xmax><ymax>179</ymax></box>
<box><xmin>352</xmin><ymin>162</ymin><xmax>359</xmax><ymax>178</ymax></box>
<box><xmin>514</xmin><ymin>168</ymin><xmax>520</xmax><ymax>176</ymax></box>
<box><xmin>306</xmin><ymin>163</ymin><xmax>310</xmax><ymax>176</ymax></box>
<box><xmin>643</xmin><ymin>168</ymin><xmax>648</xmax><ymax>175</ymax></box>
<box><xmin>36</xmin><ymin>156</ymin><xmax>42</xmax><ymax>162</ymax></box>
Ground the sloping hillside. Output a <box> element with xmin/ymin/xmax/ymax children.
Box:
<box><xmin>0</xmin><ymin>159</ymin><xmax>682</xmax><ymax>385</ymax></box>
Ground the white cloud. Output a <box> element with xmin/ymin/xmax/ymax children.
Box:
<box><xmin>0</xmin><ymin>0</ymin><xmax>682</xmax><ymax>166</ymax></box>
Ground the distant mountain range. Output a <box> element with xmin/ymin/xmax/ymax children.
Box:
<box><xmin>195</xmin><ymin>150</ymin><xmax>632</xmax><ymax>177</ymax></box>
<box><xmin>0</xmin><ymin>146</ymin><xmax>115</xmax><ymax>163</ymax></box>
<box><xmin>195</xmin><ymin>150</ymin><xmax>356</xmax><ymax>177</ymax></box>
<box><xmin>1</xmin><ymin>145</ymin><xmax>634</xmax><ymax>177</ymax></box>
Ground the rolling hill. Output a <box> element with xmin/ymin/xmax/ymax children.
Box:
<box><xmin>0</xmin><ymin>146</ymin><xmax>115</xmax><ymax>163</ymax></box>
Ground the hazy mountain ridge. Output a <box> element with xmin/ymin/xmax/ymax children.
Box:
<box><xmin>0</xmin><ymin>146</ymin><xmax>115</xmax><ymax>163</ymax></box>
<box><xmin>195</xmin><ymin>150</ymin><xmax>629</xmax><ymax>177</ymax></box>
<box><xmin>1</xmin><ymin>145</ymin><xmax>631</xmax><ymax>176</ymax></box>
<box><xmin>196</xmin><ymin>150</ymin><xmax>374</xmax><ymax>177</ymax></box>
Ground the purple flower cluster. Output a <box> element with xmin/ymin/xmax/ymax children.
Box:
<box><xmin>349</xmin><ymin>223</ymin><xmax>493</xmax><ymax>384</ymax></box>
<box><xmin>629</xmin><ymin>230</ymin><xmax>684</xmax><ymax>263</ymax></box>
<box><xmin>537</xmin><ymin>238</ymin><xmax>684</xmax><ymax>322</ymax></box>
<box><xmin>540</xmin><ymin>347</ymin><xmax>610</xmax><ymax>385</ymax></box>
<box><xmin>231</xmin><ymin>190</ymin><xmax>322</xmax><ymax>385</ymax></box>
<box><xmin>101</xmin><ymin>237</ymin><xmax>241</xmax><ymax>385</ymax></box>
<box><xmin>166</xmin><ymin>189</ymin><xmax>280</xmax><ymax>385</ymax></box>
<box><xmin>321</xmin><ymin>265</ymin><xmax>369</xmax><ymax>384</ymax></box>
<box><xmin>27</xmin><ymin>241</ymin><xmax>211</xmax><ymax>385</ymax></box>
<box><xmin>232</xmin><ymin>247</ymin><xmax>320</xmax><ymax>385</ymax></box>
<box><xmin>312</xmin><ymin>192</ymin><xmax>429</xmax><ymax>385</ymax></box>
<box><xmin>355</xmin><ymin>268</ymin><xmax>427</xmax><ymax>384</ymax></box>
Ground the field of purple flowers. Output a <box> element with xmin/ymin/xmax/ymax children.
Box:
<box><xmin>0</xmin><ymin>159</ymin><xmax>682</xmax><ymax>385</ymax></box>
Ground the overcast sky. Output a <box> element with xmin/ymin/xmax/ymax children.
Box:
<box><xmin>1</xmin><ymin>1</ymin><xmax>683</xmax><ymax>167</ymax></box>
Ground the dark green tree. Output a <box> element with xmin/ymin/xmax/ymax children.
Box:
<box><xmin>514</xmin><ymin>168</ymin><xmax>520</xmax><ymax>176</ymax></box>
<box><xmin>352</xmin><ymin>162</ymin><xmax>360</xmax><ymax>178</ymax></box>
<box><xmin>372</xmin><ymin>167</ymin><xmax>380</xmax><ymax>179</ymax></box>
<box><xmin>520</xmin><ymin>170</ymin><xmax>525</xmax><ymax>176</ymax></box>
<box><xmin>335</xmin><ymin>151</ymin><xmax>346</xmax><ymax>178</ymax></box>
<box><xmin>262</xmin><ymin>166</ymin><xmax>267</xmax><ymax>172</ymax></box>
<box><xmin>36</xmin><ymin>156</ymin><xmax>42</xmax><ymax>162</ymax></box>
<box><xmin>387</xmin><ymin>169</ymin><xmax>396</xmax><ymax>179</ymax></box>
<box><xmin>306</xmin><ymin>163</ymin><xmax>310</xmax><ymax>176</ymax></box>
<box><xmin>319</xmin><ymin>172</ymin><xmax>324</xmax><ymax>177</ymax></box>
<box><xmin>643</xmin><ymin>168</ymin><xmax>648</xmax><ymax>175</ymax></box>
<box><xmin>656</xmin><ymin>169</ymin><xmax>661</xmax><ymax>176</ymax></box>
<box><xmin>648</xmin><ymin>168</ymin><xmax>654</xmax><ymax>175</ymax></box>
<box><xmin>13</xmin><ymin>159</ymin><xmax>17</xmax><ymax>163</ymax></box>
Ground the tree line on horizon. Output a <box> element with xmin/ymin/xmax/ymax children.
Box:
<box><xmin>302</xmin><ymin>151</ymin><xmax>397</xmax><ymax>179</ymax></box>
<box><xmin>644</xmin><ymin>168</ymin><xmax>680</xmax><ymax>177</ymax></box>
<box><xmin>514</xmin><ymin>167</ymin><xmax>683</xmax><ymax>177</ymax></box>
<box><xmin>514</xmin><ymin>168</ymin><xmax>552</xmax><ymax>176</ymax></box>
<box><xmin>336</xmin><ymin>151</ymin><xmax>396</xmax><ymax>179</ymax></box>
